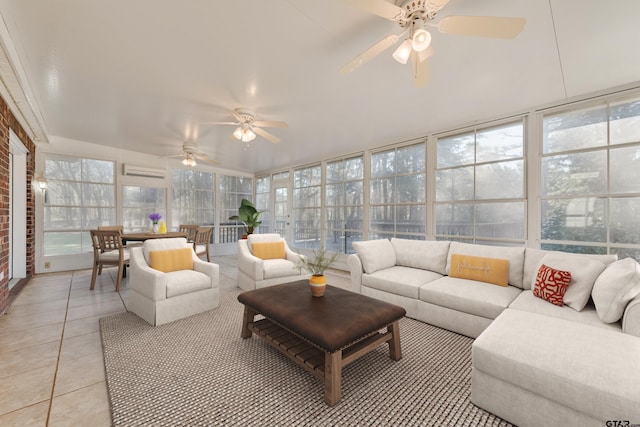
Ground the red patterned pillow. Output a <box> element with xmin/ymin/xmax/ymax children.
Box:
<box><xmin>533</xmin><ymin>264</ymin><xmax>572</xmax><ymax>306</ymax></box>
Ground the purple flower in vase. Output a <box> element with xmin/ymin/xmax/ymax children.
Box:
<box><xmin>149</xmin><ymin>212</ymin><xmax>162</xmax><ymax>224</ymax></box>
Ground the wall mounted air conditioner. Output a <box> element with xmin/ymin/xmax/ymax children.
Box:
<box><xmin>123</xmin><ymin>164</ymin><xmax>166</xmax><ymax>179</ymax></box>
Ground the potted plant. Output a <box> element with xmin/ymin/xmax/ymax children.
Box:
<box><xmin>228</xmin><ymin>198</ymin><xmax>262</xmax><ymax>238</ymax></box>
<box><xmin>296</xmin><ymin>246</ymin><xmax>340</xmax><ymax>297</ymax></box>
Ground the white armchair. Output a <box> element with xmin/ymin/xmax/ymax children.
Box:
<box><xmin>128</xmin><ymin>237</ymin><xmax>219</xmax><ymax>326</ymax></box>
<box><xmin>237</xmin><ymin>233</ymin><xmax>310</xmax><ymax>291</ymax></box>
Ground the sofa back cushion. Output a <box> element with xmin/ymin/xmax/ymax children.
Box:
<box><xmin>149</xmin><ymin>247</ymin><xmax>194</xmax><ymax>273</ymax></box>
<box><xmin>391</xmin><ymin>238</ymin><xmax>450</xmax><ymax>275</ymax></box>
<box><xmin>446</xmin><ymin>242</ymin><xmax>525</xmax><ymax>288</ymax></box>
<box><xmin>251</xmin><ymin>241</ymin><xmax>286</xmax><ymax>260</ymax></box>
<box><xmin>247</xmin><ymin>233</ymin><xmax>283</xmax><ymax>252</ymax></box>
<box><xmin>143</xmin><ymin>237</ymin><xmax>189</xmax><ymax>265</ymax></box>
<box><xmin>352</xmin><ymin>239</ymin><xmax>396</xmax><ymax>274</ymax></box>
<box><xmin>592</xmin><ymin>257</ymin><xmax>640</xmax><ymax>323</ymax></box>
<box><xmin>449</xmin><ymin>254</ymin><xmax>510</xmax><ymax>287</ymax></box>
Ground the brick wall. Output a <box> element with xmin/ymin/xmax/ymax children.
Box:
<box><xmin>0</xmin><ymin>94</ymin><xmax>36</xmax><ymax>314</ymax></box>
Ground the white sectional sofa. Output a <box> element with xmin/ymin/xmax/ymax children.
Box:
<box><xmin>347</xmin><ymin>238</ymin><xmax>640</xmax><ymax>427</ymax></box>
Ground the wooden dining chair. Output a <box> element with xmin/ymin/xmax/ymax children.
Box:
<box><xmin>179</xmin><ymin>224</ymin><xmax>199</xmax><ymax>243</ymax></box>
<box><xmin>90</xmin><ymin>229</ymin><xmax>130</xmax><ymax>292</ymax></box>
<box><xmin>193</xmin><ymin>226</ymin><xmax>213</xmax><ymax>262</ymax></box>
<box><xmin>98</xmin><ymin>225</ymin><xmax>142</xmax><ymax>247</ymax></box>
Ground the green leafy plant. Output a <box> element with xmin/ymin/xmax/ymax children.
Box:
<box><xmin>228</xmin><ymin>198</ymin><xmax>262</xmax><ymax>235</ymax></box>
<box><xmin>296</xmin><ymin>246</ymin><xmax>340</xmax><ymax>276</ymax></box>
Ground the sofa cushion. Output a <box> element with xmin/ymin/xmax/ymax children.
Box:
<box><xmin>165</xmin><ymin>270</ymin><xmax>211</xmax><ymax>298</ymax></box>
<box><xmin>391</xmin><ymin>238</ymin><xmax>450</xmax><ymax>275</ymax></box>
<box><xmin>449</xmin><ymin>254</ymin><xmax>509</xmax><ymax>287</ymax></box>
<box><xmin>352</xmin><ymin>239</ymin><xmax>396</xmax><ymax>274</ymax></box>
<box><xmin>508</xmin><ymin>291</ymin><xmax>621</xmax><ymax>332</ymax></box>
<box><xmin>592</xmin><ymin>257</ymin><xmax>640</xmax><ymax>323</ymax></box>
<box><xmin>251</xmin><ymin>241</ymin><xmax>285</xmax><ymax>260</ymax></box>
<box><xmin>532</xmin><ymin>263</ymin><xmax>571</xmax><ymax>306</ymax></box>
<box><xmin>531</xmin><ymin>253</ymin><xmax>606</xmax><ymax>312</ymax></box>
<box><xmin>523</xmin><ymin>248</ymin><xmax>617</xmax><ymax>290</ymax></box>
<box><xmin>419</xmin><ymin>277</ymin><xmax>522</xmax><ymax>320</ymax></box>
<box><xmin>143</xmin><ymin>237</ymin><xmax>189</xmax><ymax>264</ymax></box>
<box><xmin>263</xmin><ymin>258</ymin><xmax>299</xmax><ymax>279</ymax></box>
<box><xmin>247</xmin><ymin>233</ymin><xmax>282</xmax><ymax>252</ymax></box>
<box><xmin>149</xmin><ymin>248</ymin><xmax>194</xmax><ymax>273</ymax></box>
<box><xmin>446</xmin><ymin>242</ymin><xmax>525</xmax><ymax>288</ymax></box>
<box><xmin>473</xmin><ymin>309</ymin><xmax>640</xmax><ymax>422</ymax></box>
<box><xmin>363</xmin><ymin>266</ymin><xmax>443</xmax><ymax>299</ymax></box>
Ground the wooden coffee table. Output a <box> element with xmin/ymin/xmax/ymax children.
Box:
<box><xmin>238</xmin><ymin>280</ymin><xmax>406</xmax><ymax>406</ymax></box>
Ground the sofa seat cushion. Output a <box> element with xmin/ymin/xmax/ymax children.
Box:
<box><xmin>473</xmin><ymin>309</ymin><xmax>640</xmax><ymax>422</ymax></box>
<box><xmin>165</xmin><ymin>270</ymin><xmax>211</xmax><ymax>298</ymax></box>
<box><xmin>263</xmin><ymin>258</ymin><xmax>299</xmax><ymax>279</ymax></box>
<box><xmin>419</xmin><ymin>277</ymin><xmax>522</xmax><ymax>320</ymax></box>
<box><xmin>362</xmin><ymin>266</ymin><xmax>443</xmax><ymax>299</ymax></box>
<box><xmin>508</xmin><ymin>291</ymin><xmax>621</xmax><ymax>332</ymax></box>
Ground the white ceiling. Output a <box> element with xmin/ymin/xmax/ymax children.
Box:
<box><xmin>1</xmin><ymin>0</ymin><xmax>640</xmax><ymax>174</ymax></box>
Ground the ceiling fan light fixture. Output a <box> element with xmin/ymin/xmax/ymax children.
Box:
<box><xmin>392</xmin><ymin>39</ymin><xmax>412</xmax><ymax>64</ymax></box>
<box><xmin>411</xmin><ymin>28</ymin><xmax>432</xmax><ymax>52</ymax></box>
<box><xmin>233</xmin><ymin>126</ymin><xmax>256</xmax><ymax>143</ymax></box>
<box><xmin>182</xmin><ymin>153</ymin><xmax>197</xmax><ymax>167</ymax></box>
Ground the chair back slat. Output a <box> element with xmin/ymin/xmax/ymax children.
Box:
<box><xmin>179</xmin><ymin>224</ymin><xmax>199</xmax><ymax>242</ymax></box>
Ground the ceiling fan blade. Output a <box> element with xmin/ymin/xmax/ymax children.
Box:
<box><xmin>342</xmin><ymin>0</ymin><xmax>405</xmax><ymax>21</ymax></box>
<box><xmin>253</xmin><ymin>120</ymin><xmax>288</xmax><ymax>128</ymax></box>
<box><xmin>340</xmin><ymin>34</ymin><xmax>400</xmax><ymax>75</ymax></box>
<box><xmin>198</xmin><ymin>121</ymin><xmax>238</xmax><ymax>126</ymax></box>
<box><xmin>427</xmin><ymin>0</ymin><xmax>451</xmax><ymax>13</ymax></box>
<box><xmin>437</xmin><ymin>16</ymin><xmax>526</xmax><ymax>39</ymax></box>
<box><xmin>411</xmin><ymin>51</ymin><xmax>430</xmax><ymax>88</ymax></box>
<box><xmin>165</xmin><ymin>154</ymin><xmax>184</xmax><ymax>158</ymax></box>
<box><xmin>253</xmin><ymin>127</ymin><xmax>280</xmax><ymax>144</ymax></box>
<box><xmin>230</xmin><ymin>109</ymin><xmax>244</xmax><ymax>122</ymax></box>
<box><xmin>195</xmin><ymin>154</ymin><xmax>220</xmax><ymax>166</ymax></box>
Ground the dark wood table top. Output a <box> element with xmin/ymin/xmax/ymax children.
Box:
<box><xmin>121</xmin><ymin>231</ymin><xmax>188</xmax><ymax>242</ymax></box>
<box><xmin>238</xmin><ymin>280</ymin><xmax>406</xmax><ymax>352</ymax></box>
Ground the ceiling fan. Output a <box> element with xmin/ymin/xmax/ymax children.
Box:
<box><xmin>200</xmin><ymin>107</ymin><xmax>288</xmax><ymax>144</ymax></box>
<box><xmin>166</xmin><ymin>141</ymin><xmax>219</xmax><ymax>167</ymax></box>
<box><xmin>340</xmin><ymin>0</ymin><xmax>526</xmax><ymax>87</ymax></box>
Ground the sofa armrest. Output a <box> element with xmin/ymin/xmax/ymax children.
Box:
<box><xmin>237</xmin><ymin>240</ymin><xmax>264</xmax><ymax>281</ymax></box>
<box><xmin>622</xmin><ymin>294</ymin><xmax>640</xmax><ymax>337</ymax></box>
<box><xmin>347</xmin><ymin>253</ymin><xmax>364</xmax><ymax>293</ymax></box>
<box><xmin>193</xmin><ymin>258</ymin><xmax>220</xmax><ymax>288</ymax></box>
<box><xmin>129</xmin><ymin>247</ymin><xmax>168</xmax><ymax>302</ymax></box>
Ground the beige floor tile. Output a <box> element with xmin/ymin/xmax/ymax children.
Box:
<box><xmin>0</xmin><ymin>308</ymin><xmax>67</xmax><ymax>333</ymax></box>
<box><xmin>53</xmin><ymin>351</ymin><xmax>106</xmax><ymax>396</ymax></box>
<box><xmin>59</xmin><ymin>332</ymin><xmax>103</xmax><ymax>361</ymax></box>
<box><xmin>0</xmin><ymin>365</ymin><xmax>55</xmax><ymax>416</ymax></box>
<box><xmin>12</xmin><ymin>288</ymin><xmax>70</xmax><ymax>305</ymax></box>
<box><xmin>62</xmin><ymin>314</ymin><xmax>102</xmax><ymax>339</ymax></box>
<box><xmin>65</xmin><ymin>299</ymin><xmax>125</xmax><ymax>322</ymax></box>
<box><xmin>48</xmin><ymin>381</ymin><xmax>111</xmax><ymax>427</ymax></box>
<box><xmin>0</xmin><ymin>340</ymin><xmax>59</xmax><ymax>379</ymax></box>
<box><xmin>0</xmin><ymin>322</ymin><xmax>63</xmax><ymax>354</ymax></box>
<box><xmin>5</xmin><ymin>298</ymin><xmax>69</xmax><ymax>316</ymax></box>
<box><xmin>0</xmin><ymin>400</ymin><xmax>49</xmax><ymax>426</ymax></box>
<box><xmin>67</xmin><ymin>291</ymin><xmax>122</xmax><ymax>309</ymax></box>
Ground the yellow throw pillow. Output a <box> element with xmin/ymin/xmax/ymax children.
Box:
<box><xmin>251</xmin><ymin>241</ymin><xmax>286</xmax><ymax>260</ymax></box>
<box><xmin>449</xmin><ymin>254</ymin><xmax>510</xmax><ymax>287</ymax></box>
<box><xmin>149</xmin><ymin>248</ymin><xmax>194</xmax><ymax>273</ymax></box>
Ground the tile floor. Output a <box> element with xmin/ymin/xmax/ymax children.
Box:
<box><xmin>0</xmin><ymin>255</ymin><xmax>241</xmax><ymax>426</ymax></box>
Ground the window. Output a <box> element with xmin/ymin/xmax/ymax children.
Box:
<box><xmin>123</xmin><ymin>186</ymin><xmax>166</xmax><ymax>231</ymax></box>
<box><xmin>435</xmin><ymin>121</ymin><xmax>525</xmax><ymax>245</ymax></box>
<box><xmin>541</xmin><ymin>98</ymin><xmax>640</xmax><ymax>259</ymax></box>
<box><xmin>293</xmin><ymin>165</ymin><xmax>321</xmax><ymax>248</ymax></box>
<box><xmin>219</xmin><ymin>175</ymin><xmax>253</xmax><ymax>241</ymax></box>
<box><xmin>255</xmin><ymin>176</ymin><xmax>271</xmax><ymax>233</ymax></box>
<box><xmin>171</xmin><ymin>169</ymin><xmax>215</xmax><ymax>228</ymax></box>
<box><xmin>370</xmin><ymin>143</ymin><xmax>425</xmax><ymax>240</ymax></box>
<box><xmin>43</xmin><ymin>155</ymin><xmax>115</xmax><ymax>255</ymax></box>
<box><xmin>326</xmin><ymin>156</ymin><xmax>363</xmax><ymax>253</ymax></box>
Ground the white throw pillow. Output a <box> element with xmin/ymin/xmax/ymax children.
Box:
<box><xmin>352</xmin><ymin>239</ymin><xmax>396</xmax><ymax>274</ymax></box>
<box><xmin>531</xmin><ymin>253</ymin><xmax>606</xmax><ymax>311</ymax></box>
<box><xmin>592</xmin><ymin>258</ymin><xmax>640</xmax><ymax>323</ymax></box>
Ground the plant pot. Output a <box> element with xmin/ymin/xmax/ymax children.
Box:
<box><xmin>309</xmin><ymin>274</ymin><xmax>326</xmax><ymax>297</ymax></box>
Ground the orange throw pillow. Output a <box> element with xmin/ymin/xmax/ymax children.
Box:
<box><xmin>449</xmin><ymin>254</ymin><xmax>510</xmax><ymax>286</ymax></box>
<box><xmin>251</xmin><ymin>241</ymin><xmax>286</xmax><ymax>260</ymax></box>
<box><xmin>149</xmin><ymin>248</ymin><xmax>194</xmax><ymax>272</ymax></box>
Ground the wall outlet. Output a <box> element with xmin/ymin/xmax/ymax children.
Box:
<box><xmin>44</xmin><ymin>261</ymin><xmax>51</xmax><ymax>269</ymax></box>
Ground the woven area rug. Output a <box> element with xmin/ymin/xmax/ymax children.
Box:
<box><xmin>100</xmin><ymin>290</ymin><xmax>512</xmax><ymax>426</ymax></box>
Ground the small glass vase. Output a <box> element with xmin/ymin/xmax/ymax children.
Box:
<box><xmin>152</xmin><ymin>223</ymin><xmax>159</xmax><ymax>234</ymax></box>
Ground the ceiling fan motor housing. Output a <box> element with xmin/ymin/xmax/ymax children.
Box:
<box><xmin>234</xmin><ymin>107</ymin><xmax>256</xmax><ymax>125</ymax></box>
<box><xmin>398</xmin><ymin>0</ymin><xmax>436</xmax><ymax>28</ymax></box>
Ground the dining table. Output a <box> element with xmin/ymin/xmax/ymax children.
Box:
<box><xmin>121</xmin><ymin>231</ymin><xmax>188</xmax><ymax>244</ymax></box>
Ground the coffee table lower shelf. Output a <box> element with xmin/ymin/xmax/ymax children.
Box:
<box><xmin>245</xmin><ymin>317</ymin><xmax>401</xmax><ymax>406</ymax></box>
